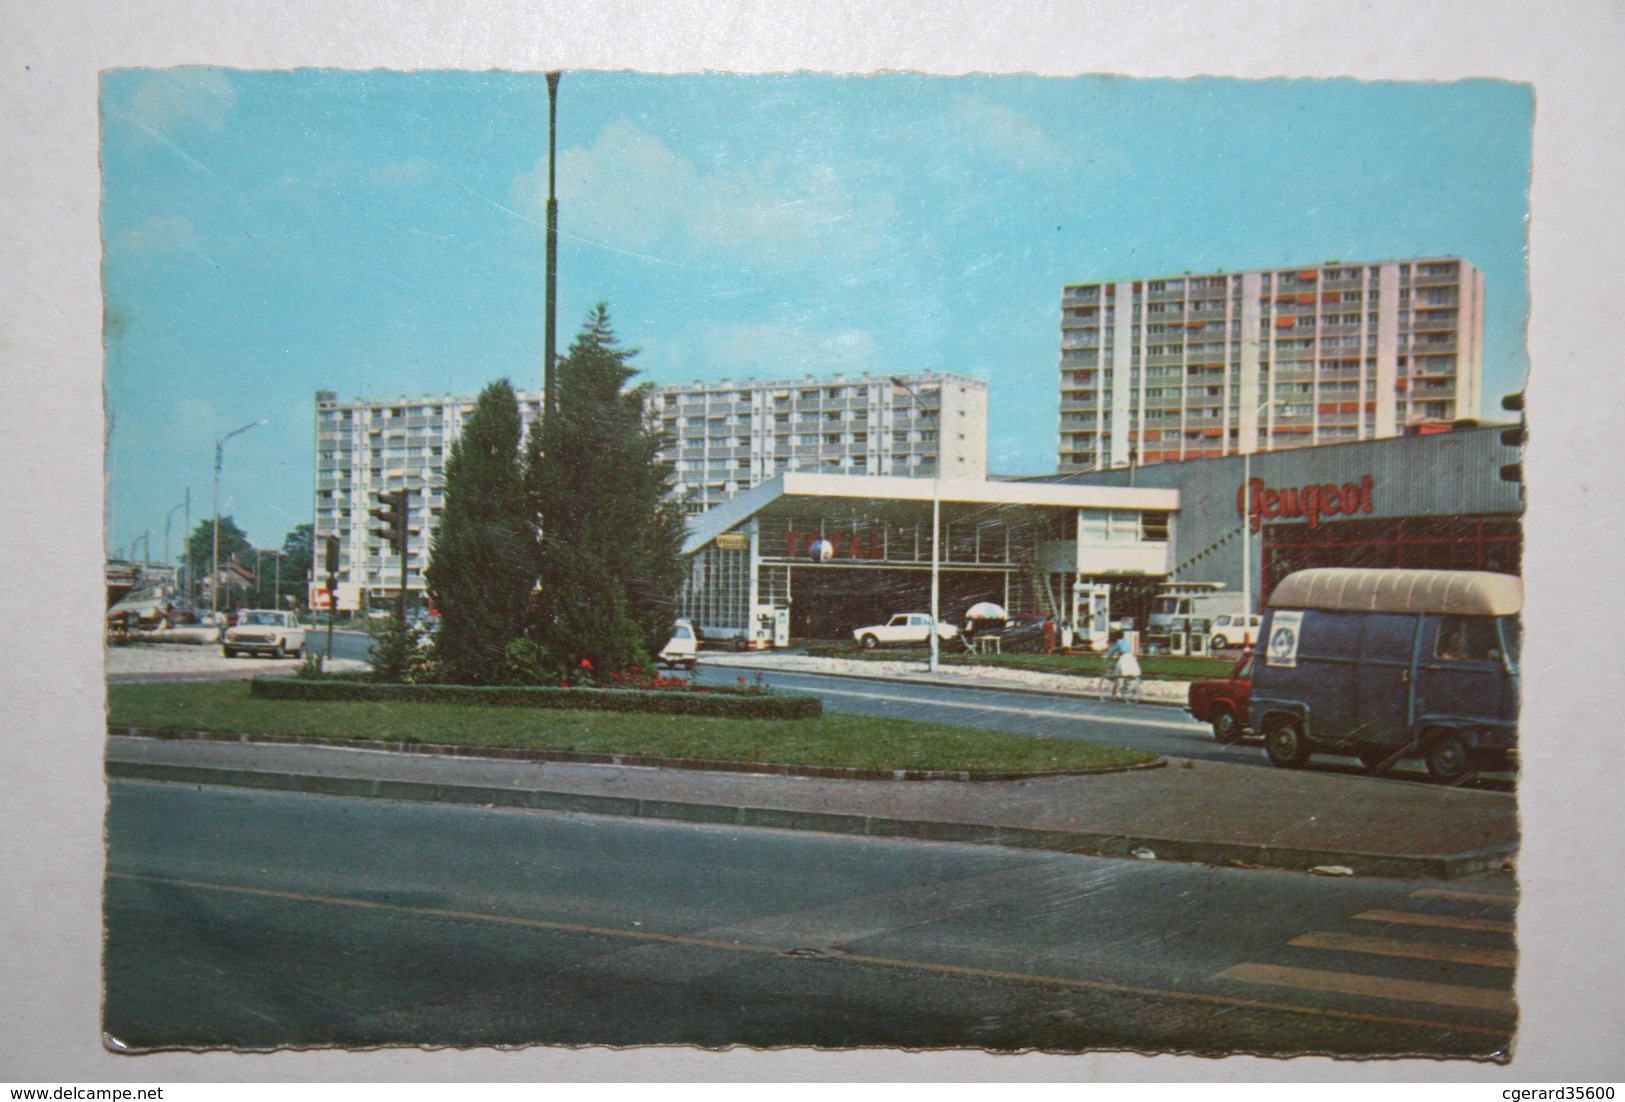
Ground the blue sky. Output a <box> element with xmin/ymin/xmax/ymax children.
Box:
<box><xmin>101</xmin><ymin>70</ymin><xmax>1531</xmax><ymax>559</ymax></box>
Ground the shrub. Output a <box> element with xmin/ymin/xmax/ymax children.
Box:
<box><xmin>500</xmin><ymin>637</ymin><xmax>552</xmax><ymax>686</ymax></box>
<box><xmin>367</xmin><ymin>618</ymin><xmax>439</xmax><ymax>684</ymax></box>
<box><xmin>250</xmin><ymin>677</ymin><xmax>822</xmax><ymax>720</ymax></box>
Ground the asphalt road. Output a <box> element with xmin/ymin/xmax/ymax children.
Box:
<box><xmin>104</xmin><ymin>778</ymin><xmax>1517</xmax><ymax>1055</ymax></box>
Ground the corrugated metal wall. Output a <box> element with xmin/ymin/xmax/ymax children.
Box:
<box><xmin>1046</xmin><ymin>426</ymin><xmax>1523</xmax><ymax>592</ymax></box>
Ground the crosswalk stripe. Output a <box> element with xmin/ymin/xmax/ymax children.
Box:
<box><xmin>1215</xmin><ymin>962</ymin><xmax>1515</xmax><ymax>1014</ymax></box>
<box><xmin>1353</xmin><ymin>909</ymin><xmax>1515</xmax><ymax>934</ymax></box>
<box><xmin>1288</xmin><ymin>931</ymin><xmax>1516</xmax><ymax>969</ymax></box>
<box><xmin>1408</xmin><ymin>888</ymin><xmax>1518</xmax><ymax>908</ymax></box>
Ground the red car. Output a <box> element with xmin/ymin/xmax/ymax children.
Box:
<box><xmin>1186</xmin><ymin>651</ymin><xmax>1253</xmax><ymax>743</ymax></box>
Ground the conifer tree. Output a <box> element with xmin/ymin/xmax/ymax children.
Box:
<box><xmin>527</xmin><ymin>304</ymin><xmax>686</xmax><ymax>673</ymax></box>
<box><xmin>426</xmin><ymin>379</ymin><xmax>535</xmax><ymax>684</ymax></box>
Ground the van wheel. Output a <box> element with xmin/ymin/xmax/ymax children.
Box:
<box><xmin>1264</xmin><ymin>719</ymin><xmax>1314</xmax><ymax>769</ymax></box>
<box><xmin>1210</xmin><ymin>706</ymin><xmax>1243</xmax><ymax>744</ymax></box>
<box><xmin>1211</xmin><ymin>634</ymin><xmax>1230</xmax><ymax>650</ymax></box>
<box><xmin>1424</xmin><ymin>731</ymin><xmax>1477</xmax><ymax>786</ymax></box>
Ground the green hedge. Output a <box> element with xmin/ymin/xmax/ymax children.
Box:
<box><xmin>251</xmin><ymin>677</ymin><xmax>822</xmax><ymax>719</ymax></box>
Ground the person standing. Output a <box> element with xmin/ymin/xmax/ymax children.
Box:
<box><xmin>1103</xmin><ymin>629</ymin><xmax>1141</xmax><ymax>702</ymax></box>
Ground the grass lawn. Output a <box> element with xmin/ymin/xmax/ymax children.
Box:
<box><xmin>799</xmin><ymin>644</ymin><xmax>1240</xmax><ymax>681</ymax></box>
<box><xmin>106</xmin><ymin>681</ymin><xmax>1156</xmax><ymax>774</ymax></box>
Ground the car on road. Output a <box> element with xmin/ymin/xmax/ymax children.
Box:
<box><xmin>853</xmin><ymin>613</ymin><xmax>960</xmax><ymax>650</ymax></box>
<box><xmin>222</xmin><ymin>609</ymin><xmax>308</xmax><ymax>659</ymax></box>
<box><xmin>657</xmin><ymin>618</ymin><xmax>699</xmax><ymax>670</ymax></box>
<box><xmin>1208</xmin><ymin>613</ymin><xmax>1262</xmax><ymax>649</ymax></box>
<box><xmin>1249</xmin><ymin>567</ymin><xmax>1521</xmax><ymax>783</ymax></box>
<box><xmin>1186</xmin><ymin>650</ymin><xmax>1253</xmax><ymax>743</ymax></box>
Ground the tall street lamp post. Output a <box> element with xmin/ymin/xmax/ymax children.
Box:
<box><xmin>892</xmin><ymin>377</ymin><xmax>942</xmax><ymax>673</ymax></box>
<box><xmin>212</xmin><ymin>419</ymin><xmax>266</xmax><ymax>612</ymax></box>
<box><xmin>544</xmin><ymin>71</ymin><xmax>561</xmax><ymax>429</ymax></box>
<box><xmin>1240</xmin><ymin>399</ymin><xmax>1284</xmax><ymax>646</ymax></box>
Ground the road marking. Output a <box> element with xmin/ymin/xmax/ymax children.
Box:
<box><xmin>107</xmin><ymin>871</ymin><xmax>1512</xmax><ymax>1038</ymax></box>
<box><xmin>1288</xmin><ymin>931</ymin><xmax>1517</xmax><ymax>969</ymax></box>
<box><xmin>1215</xmin><ymin>962</ymin><xmax>1515</xmax><ymax>1014</ymax></box>
<box><xmin>786</xmin><ymin>683</ymin><xmax>1204</xmax><ymax>733</ymax></box>
<box><xmin>1408</xmin><ymin>888</ymin><xmax>1518</xmax><ymax>907</ymax></box>
<box><xmin>1353</xmin><ymin>909</ymin><xmax>1515</xmax><ymax>935</ymax></box>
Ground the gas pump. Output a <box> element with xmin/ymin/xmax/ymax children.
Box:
<box><xmin>1069</xmin><ymin>582</ymin><xmax>1112</xmax><ymax>652</ymax></box>
<box><xmin>753</xmin><ymin>606</ymin><xmax>790</xmax><ymax>649</ymax></box>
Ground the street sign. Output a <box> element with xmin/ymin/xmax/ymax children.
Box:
<box><xmin>311</xmin><ymin>587</ymin><xmax>333</xmax><ymax>610</ymax></box>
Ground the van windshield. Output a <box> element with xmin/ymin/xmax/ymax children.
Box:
<box><xmin>1501</xmin><ymin>618</ymin><xmax>1521</xmax><ymax>663</ymax></box>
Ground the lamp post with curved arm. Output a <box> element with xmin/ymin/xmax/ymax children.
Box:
<box><xmin>212</xmin><ymin>419</ymin><xmax>267</xmax><ymax>612</ymax></box>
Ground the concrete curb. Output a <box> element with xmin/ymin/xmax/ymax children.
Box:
<box><xmin>105</xmin><ymin>725</ymin><xmax>1166</xmax><ymax>782</ymax></box>
<box><xmin>106</xmin><ymin>741</ymin><xmax>1514</xmax><ymax>881</ymax></box>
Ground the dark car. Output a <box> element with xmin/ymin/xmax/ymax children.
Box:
<box><xmin>997</xmin><ymin>613</ymin><xmax>1056</xmax><ymax>653</ymax></box>
<box><xmin>1186</xmin><ymin>650</ymin><xmax>1253</xmax><ymax>743</ymax></box>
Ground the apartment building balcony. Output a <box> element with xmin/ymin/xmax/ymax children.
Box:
<box><xmin>1062</xmin><ymin>286</ymin><xmax>1101</xmax><ymax>306</ymax></box>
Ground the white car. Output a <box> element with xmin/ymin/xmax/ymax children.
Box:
<box><xmin>1208</xmin><ymin>613</ymin><xmax>1262</xmax><ymax>649</ymax></box>
<box><xmin>853</xmin><ymin>613</ymin><xmax>960</xmax><ymax>650</ymax></box>
<box><xmin>657</xmin><ymin>618</ymin><xmax>699</xmax><ymax>670</ymax></box>
<box><xmin>223</xmin><ymin>610</ymin><xmax>308</xmax><ymax>659</ymax></box>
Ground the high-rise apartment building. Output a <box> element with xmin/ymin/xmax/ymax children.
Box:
<box><xmin>311</xmin><ymin>372</ymin><xmax>987</xmax><ymax>607</ymax></box>
<box><xmin>646</xmin><ymin>372</ymin><xmax>988</xmax><ymax>514</ymax></box>
<box><xmin>311</xmin><ymin>389</ymin><xmax>544</xmax><ymax>610</ymax></box>
<box><xmin>1057</xmin><ymin>258</ymin><xmax>1484</xmax><ymax>473</ymax></box>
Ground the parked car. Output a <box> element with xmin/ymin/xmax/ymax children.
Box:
<box><xmin>853</xmin><ymin>613</ymin><xmax>960</xmax><ymax>649</ymax></box>
<box><xmin>1249</xmin><ymin>568</ymin><xmax>1521</xmax><ymax>783</ymax></box>
<box><xmin>1208</xmin><ymin>613</ymin><xmax>1262</xmax><ymax>649</ymax></box>
<box><xmin>143</xmin><ymin>609</ymin><xmax>225</xmax><ymax>645</ymax></box>
<box><xmin>657</xmin><ymin>618</ymin><xmax>699</xmax><ymax>670</ymax></box>
<box><xmin>1186</xmin><ymin>651</ymin><xmax>1253</xmax><ymax>743</ymax></box>
<box><xmin>997</xmin><ymin>613</ymin><xmax>1055</xmax><ymax>653</ymax></box>
<box><xmin>222</xmin><ymin>609</ymin><xmax>308</xmax><ymax>659</ymax></box>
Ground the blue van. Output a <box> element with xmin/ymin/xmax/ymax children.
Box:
<box><xmin>1248</xmin><ymin>568</ymin><xmax>1521</xmax><ymax>784</ymax></box>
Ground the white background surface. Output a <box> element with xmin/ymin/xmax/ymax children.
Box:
<box><xmin>3</xmin><ymin>0</ymin><xmax>1620</xmax><ymax>1083</ymax></box>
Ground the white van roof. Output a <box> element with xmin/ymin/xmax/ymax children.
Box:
<box><xmin>1269</xmin><ymin>568</ymin><xmax>1522</xmax><ymax>617</ymax></box>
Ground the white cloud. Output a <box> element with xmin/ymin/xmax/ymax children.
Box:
<box><xmin>112</xmin><ymin>214</ymin><xmax>201</xmax><ymax>255</ymax></box>
<box><xmin>123</xmin><ymin>69</ymin><xmax>236</xmax><ymax>138</ymax></box>
<box><xmin>513</xmin><ymin>120</ymin><xmax>888</xmax><ymax>266</ymax></box>
<box><xmin>372</xmin><ymin>157</ymin><xmax>435</xmax><ymax>188</ymax></box>
<box><xmin>951</xmin><ymin>96</ymin><xmax>1068</xmax><ymax>173</ymax></box>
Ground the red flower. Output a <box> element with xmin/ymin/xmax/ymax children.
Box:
<box><xmin>579</xmin><ymin>658</ymin><xmax>593</xmax><ymax>670</ymax></box>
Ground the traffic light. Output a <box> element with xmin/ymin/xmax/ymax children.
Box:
<box><xmin>322</xmin><ymin>534</ymin><xmax>341</xmax><ymax>575</ymax></box>
<box><xmin>1499</xmin><ymin>392</ymin><xmax>1525</xmax><ymax>485</ymax></box>
<box><xmin>372</xmin><ymin>489</ymin><xmax>410</xmax><ymax>553</ymax></box>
